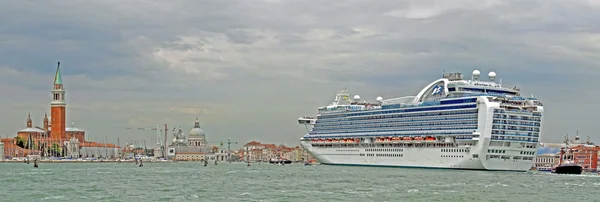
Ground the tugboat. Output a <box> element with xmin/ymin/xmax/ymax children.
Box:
<box><xmin>269</xmin><ymin>157</ymin><xmax>292</xmax><ymax>164</ymax></box>
<box><xmin>551</xmin><ymin>136</ymin><xmax>583</xmax><ymax>175</ymax></box>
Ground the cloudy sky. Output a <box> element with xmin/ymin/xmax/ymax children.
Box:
<box><xmin>1</xmin><ymin>0</ymin><xmax>599</xmax><ymax>148</ymax></box>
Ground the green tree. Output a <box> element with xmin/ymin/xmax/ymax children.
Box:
<box><xmin>15</xmin><ymin>137</ymin><xmax>25</xmax><ymax>148</ymax></box>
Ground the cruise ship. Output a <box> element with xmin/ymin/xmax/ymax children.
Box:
<box><xmin>298</xmin><ymin>70</ymin><xmax>543</xmax><ymax>171</ymax></box>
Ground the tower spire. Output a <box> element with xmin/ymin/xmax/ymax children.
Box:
<box><xmin>27</xmin><ymin>112</ymin><xmax>32</xmax><ymax>128</ymax></box>
<box><xmin>54</xmin><ymin>62</ymin><xmax>62</xmax><ymax>85</ymax></box>
<box><xmin>194</xmin><ymin>117</ymin><xmax>200</xmax><ymax>128</ymax></box>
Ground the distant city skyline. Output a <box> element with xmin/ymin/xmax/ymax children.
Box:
<box><xmin>1</xmin><ymin>0</ymin><xmax>600</xmax><ymax>147</ymax></box>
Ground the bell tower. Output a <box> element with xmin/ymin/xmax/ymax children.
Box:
<box><xmin>43</xmin><ymin>113</ymin><xmax>49</xmax><ymax>131</ymax></box>
<box><xmin>26</xmin><ymin>112</ymin><xmax>32</xmax><ymax>128</ymax></box>
<box><xmin>50</xmin><ymin>62</ymin><xmax>66</xmax><ymax>140</ymax></box>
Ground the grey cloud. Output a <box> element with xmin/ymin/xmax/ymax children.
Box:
<box><xmin>225</xmin><ymin>29</ymin><xmax>264</xmax><ymax>44</ymax></box>
<box><xmin>1</xmin><ymin>0</ymin><xmax>600</xmax><ymax>145</ymax></box>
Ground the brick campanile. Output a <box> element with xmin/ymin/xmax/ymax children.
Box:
<box><xmin>50</xmin><ymin>62</ymin><xmax>66</xmax><ymax>140</ymax></box>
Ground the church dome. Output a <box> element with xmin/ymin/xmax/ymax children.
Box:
<box><xmin>189</xmin><ymin>118</ymin><xmax>206</xmax><ymax>137</ymax></box>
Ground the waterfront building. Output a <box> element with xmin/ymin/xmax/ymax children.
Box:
<box><xmin>243</xmin><ymin>141</ymin><xmax>277</xmax><ymax>161</ymax></box>
<box><xmin>64</xmin><ymin>137</ymin><xmax>80</xmax><ymax>158</ymax></box>
<box><xmin>0</xmin><ymin>142</ymin><xmax>4</xmax><ymax>160</ymax></box>
<box><xmin>174</xmin><ymin>151</ymin><xmax>206</xmax><ymax>161</ymax></box>
<box><xmin>239</xmin><ymin>141</ymin><xmax>309</xmax><ymax>162</ymax></box>
<box><xmin>206</xmin><ymin>146</ymin><xmax>228</xmax><ymax>162</ymax></box>
<box><xmin>282</xmin><ymin>146</ymin><xmax>304</xmax><ymax>162</ymax></box>
<box><xmin>2</xmin><ymin>63</ymin><xmax>120</xmax><ymax>158</ymax></box>
<box><xmin>533</xmin><ymin>154</ymin><xmax>556</xmax><ymax>171</ymax></box>
<box><xmin>167</xmin><ymin>119</ymin><xmax>217</xmax><ymax>161</ymax></box>
<box><xmin>571</xmin><ymin>144</ymin><xmax>599</xmax><ymax>172</ymax></box>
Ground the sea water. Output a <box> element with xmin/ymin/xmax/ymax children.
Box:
<box><xmin>0</xmin><ymin>162</ymin><xmax>598</xmax><ymax>202</ymax></box>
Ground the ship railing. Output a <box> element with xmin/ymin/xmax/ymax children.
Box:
<box><xmin>491</xmin><ymin>132</ymin><xmax>539</xmax><ymax>137</ymax></box>
<box><xmin>307</xmin><ymin>130</ymin><xmax>477</xmax><ymax>138</ymax></box>
<box><xmin>309</xmin><ymin>126</ymin><xmax>478</xmax><ymax>135</ymax></box>
<box><xmin>315</xmin><ymin>119</ymin><xmax>478</xmax><ymax>130</ymax></box>
<box><xmin>491</xmin><ymin>122</ymin><xmax>541</xmax><ymax>127</ymax></box>
<box><xmin>316</xmin><ymin>109</ymin><xmax>478</xmax><ymax>123</ymax></box>
<box><xmin>492</xmin><ymin>116</ymin><xmax>541</xmax><ymax>122</ymax></box>
<box><xmin>315</xmin><ymin>115</ymin><xmax>477</xmax><ymax>127</ymax></box>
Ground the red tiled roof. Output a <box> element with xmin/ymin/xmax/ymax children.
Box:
<box><xmin>245</xmin><ymin>141</ymin><xmax>262</xmax><ymax>146</ymax></box>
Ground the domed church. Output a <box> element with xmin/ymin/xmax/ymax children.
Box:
<box><xmin>187</xmin><ymin>118</ymin><xmax>207</xmax><ymax>147</ymax></box>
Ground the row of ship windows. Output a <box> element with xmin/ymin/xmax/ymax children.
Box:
<box><xmin>442</xmin><ymin>149</ymin><xmax>469</xmax><ymax>153</ymax></box>
<box><xmin>335</xmin><ymin>149</ymin><xmax>360</xmax><ymax>152</ymax></box>
<box><xmin>365</xmin><ymin>148</ymin><xmax>404</xmax><ymax>152</ymax></box>
<box><xmin>492</xmin><ymin>126</ymin><xmax>540</xmax><ymax>132</ymax></box>
<box><xmin>489</xmin><ymin>142</ymin><xmax>537</xmax><ymax>149</ymax></box>
<box><xmin>321</xmin><ymin>153</ymin><xmax>406</xmax><ymax>157</ymax></box>
<box><xmin>491</xmin><ymin>136</ymin><xmax>538</xmax><ymax>143</ymax></box>
<box><xmin>319</xmin><ymin>104</ymin><xmax>478</xmax><ymax>119</ymax></box>
<box><xmin>492</xmin><ymin>128</ymin><xmax>540</xmax><ymax>133</ymax></box>
<box><xmin>492</xmin><ymin>121</ymin><xmax>541</xmax><ymax>127</ymax></box>
<box><xmin>323</xmin><ymin>154</ymin><xmax>362</xmax><ymax>156</ymax></box>
<box><xmin>310</xmin><ymin>126</ymin><xmax>478</xmax><ymax>135</ymax></box>
<box><xmin>489</xmin><ymin>149</ymin><xmax>506</xmax><ymax>154</ymax></box>
<box><xmin>493</xmin><ymin>115</ymin><xmax>541</xmax><ymax>122</ymax></box>
<box><xmin>487</xmin><ymin>155</ymin><xmax>534</xmax><ymax>161</ymax></box>
<box><xmin>366</xmin><ymin>154</ymin><xmax>404</xmax><ymax>157</ymax></box>
<box><xmin>317</xmin><ymin>109</ymin><xmax>478</xmax><ymax>123</ymax></box>
<box><xmin>316</xmin><ymin>115</ymin><xmax>478</xmax><ymax>127</ymax></box>
<box><xmin>442</xmin><ymin>155</ymin><xmax>464</xmax><ymax>158</ymax></box>
<box><xmin>314</xmin><ymin>121</ymin><xmax>478</xmax><ymax>132</ymax></box>
<box><xmin>310</xmin><ymin>143</ymin><xmax>472</xmax><ymax>149</ymax></box>
<box><xmin>493</xmin><ymin>109</ymin><xmax>542</xmax><ymax>116</ymax></box>
<box><xmin>491</xmin><ymin>131</ymin><xmax>540</xmax><ymax>137</ymax></box>
<box><xmin>493</xmin><ymin>112</ymin><xmax>542</xmax><ymax>118</ymax></box>
<box><xmin>308</xmin><ymin>131</ymin><xmax>476</xmax><ymax>138</ymax></box>
<box><xmin>520</xmin><ymin>151</ymin><xmax>535</xmax><ymax>155</ymax></box>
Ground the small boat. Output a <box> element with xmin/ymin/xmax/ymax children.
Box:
<box><xmin>551</xmin><ymin>137</ymin><xmax>583</xmax><ymax>175</ymax></box>
<box><xmin>551</xmin><ymin>163</ymin><xmax>582</xmax><ymax>174</ymax></box>
<box><xmin>269</xmin><ymin>158</ymin><xmax>292</xmax><ymax>164</ymax></box>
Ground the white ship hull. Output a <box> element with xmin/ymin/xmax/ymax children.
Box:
<box><xmin>300</xmin><ymin>139</ymin><xmax>534</xmax><ymax>171</ymax></box>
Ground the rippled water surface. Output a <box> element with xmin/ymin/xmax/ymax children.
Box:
<box><xmin>1</xmin><ymin>162</ymin><xmax>599</xmax><ymax>202</ymax></box>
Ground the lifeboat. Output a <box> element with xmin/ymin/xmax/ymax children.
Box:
<box><xmin>402</xmin><ymin>137</ymin><xmax>412</xmax><ymax>141</ymax></box>
<box><xmin>311</xmin><ymin>139</ymin><xmax>317</xmax><ymax>143</ymax></box>
<box><xmin>413</xmin><ymin>137</ymin><xmax>424</xmax><ymax>142</ymax></box>
<box><xmin>332</xmin><ymin>139</ymin><xmax>339</xmax><ymax>143</ymax></box>
<box><xmin>355</xmin><ymin>138</ymin><xmax>360</xmax><ymax>143</ymax></box>
<box><xmin>341</xmin><ymin>139</ymin><xmax>347</xmax><ymax>143</ymax></box>
<box><xmin>392</xmin><ymin>137</ymin><xmax>401</xmax><ymax>141</ymax></box>
<box><xmin>425</xmin><ymin>136</ymin><xmax>436</xmax><ymax>141</ymax></box>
